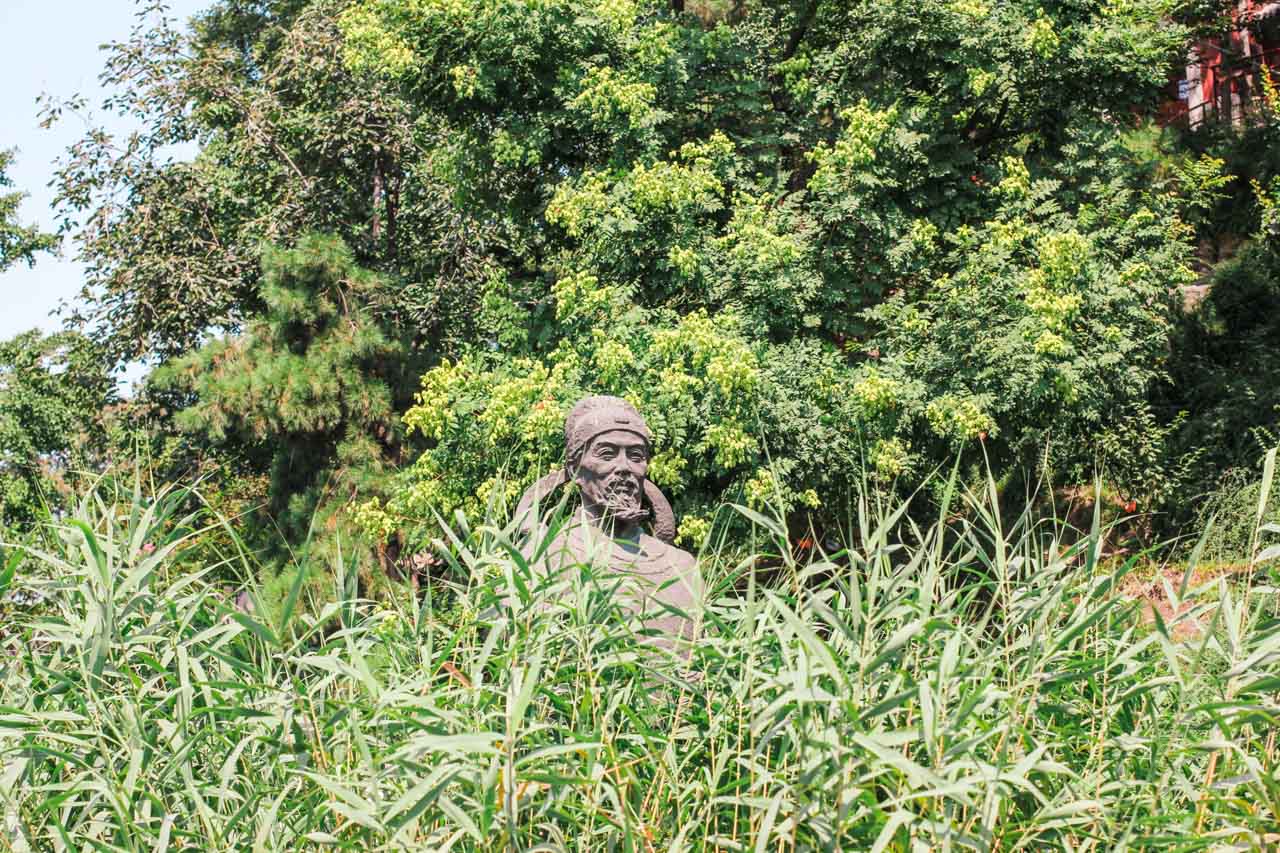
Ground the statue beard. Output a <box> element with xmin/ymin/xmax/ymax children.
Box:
<box><xmin>596</xmin><ymin>474</ymin><xmax>648</xmax><ymax>527</ymax></box>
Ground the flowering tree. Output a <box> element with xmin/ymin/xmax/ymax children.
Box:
<box><xmin>338</xmin><ymin>0</ymin><xmax>1198</xmax><ymax>546</ymax></box>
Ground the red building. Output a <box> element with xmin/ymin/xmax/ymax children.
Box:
<box><xmin>1163</xmin><ymin>1</ymin><xmax>1280</xmax><ymax>127</ymax></box>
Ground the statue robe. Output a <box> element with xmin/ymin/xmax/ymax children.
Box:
<box><xmin>518</xmin><ymin>513</ymin><xmax>704</xmax><ymax>649</ymax></box>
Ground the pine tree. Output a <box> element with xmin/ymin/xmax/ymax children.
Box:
<box><xmin>152</xmin><ymin>234</ymin><xmax>411</xmax><ymax>601</ymax></box>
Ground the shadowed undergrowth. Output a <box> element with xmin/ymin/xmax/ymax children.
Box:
<box><xmin>1</xmin><ymin>459</ymin><xmax>1279</xmax><ymax>851</ymax></box>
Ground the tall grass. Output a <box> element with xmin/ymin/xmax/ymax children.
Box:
<box><xmin>2</xmin><ymin>459</ymin><xmax>1279</xmax><ymax>851</ymax></box>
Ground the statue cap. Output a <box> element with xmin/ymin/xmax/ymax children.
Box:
<box><xmin>564</xmin><ymin>395</ymin><xmax>651</xmax><ymax>465</ymax></box>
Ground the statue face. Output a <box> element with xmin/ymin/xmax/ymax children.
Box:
<box><xmin>574</xmin><ymin>429</ymin><xmax>649</xmax><ymax>528</ymax></box>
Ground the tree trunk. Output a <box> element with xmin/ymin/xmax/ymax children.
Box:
<box><xmin>371</xmin><ymin>155</ymin><xmax>384</xmax><ymax>243</ymax></box>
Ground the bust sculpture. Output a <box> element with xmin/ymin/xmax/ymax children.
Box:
<box><xmin>513</xmin><ymin>396</ymin><xmax>703</xmax><ymax>645</ymax></box>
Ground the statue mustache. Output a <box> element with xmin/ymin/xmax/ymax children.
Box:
<box><xmin>598</xmin><ymin>472</ymin><xmax>646</xmax><ymax>521</ymax></box>
<box><xmin>603</xmin><ymin>471</ymin><xmax>640</xmax><ymax>493</ymax></box>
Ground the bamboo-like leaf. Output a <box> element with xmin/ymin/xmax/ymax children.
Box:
<box><xmin>729</xmin><ymin>503</ymin><xmax>788</xmax><ymax>543</ymax></box>
<box><xmin>9</xmin><ymin>458</ymin><xmax>1279</xmax><ymax>850</ymax></box>
<box><xmin>1256</xmin><ymin>447</ymin><xmax>1277</xmax><ymax>541</ymax></box>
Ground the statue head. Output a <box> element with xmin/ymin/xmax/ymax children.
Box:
<box><xmin>564</xmin><ymin>396</ymin><xmax>652</xmax><ymax>529</ymax></box>
<box><xmin>514</xmin><ymin>395</ymin><xmax>677</xmax><ymax>543</ymax></box>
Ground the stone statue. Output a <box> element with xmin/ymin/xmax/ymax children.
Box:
<box><xmin>513</xmin><ymin>396</ymin><xmax>703</xmax><ymax>645</ymax></box>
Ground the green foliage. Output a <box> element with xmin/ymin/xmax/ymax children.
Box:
<box><xmin>0</xmin><ymin>149</ymin><xmax>57</xmax><ymax>271</ymax></box>
<box><xmin>150</xmin><ymin>234</ymin><xmax>409</xmax><ymax>583</ymax></box>
<box><xmin>1193</xmin><ymin>462</ymin><xmax>1280</xmax><ymax>563</ymax></box>
<box><xmin>868</xmin><ymin>132</ymin><xmax>1195</xmax><ymax>489</ymax></box>
<box><xmin>1176</xmin><ymin>70</ymin><xmax>1280</xmax><ymax>249</ymax></box>
<box><xmin>3</xmin><ymin>461</ymin><xmax>1279</xmax><ymax>848</ymax></box>
<box><xmin>0</xmin><ymin>330</ymin><xmax>115</xmax><ymax>534</ymax></box>
<box><xmin>1089</xmin><ymin>57</ymin><xmax>1280</xmax><ymax>539</ymax></box>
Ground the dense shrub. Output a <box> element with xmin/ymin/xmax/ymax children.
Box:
<box><xmin>358</xmin><ymin>131</ymin><xmax>1194</xmax><ymax>549</ymax></box>
<box><xmin>866</xmin><ymin>129</ymin><xmax>1194</xmax><ymax>491</ymax></box>
<box><xmin>1156</xmin><ymin>234</ymin><xmax>1280</xmax><ymax>551</ymax></box>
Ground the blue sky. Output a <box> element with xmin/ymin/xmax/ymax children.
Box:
<box><xmin>1</xmin><ymin>0</ymin><xmax>207</xmax><ymax>372</ymax></box>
